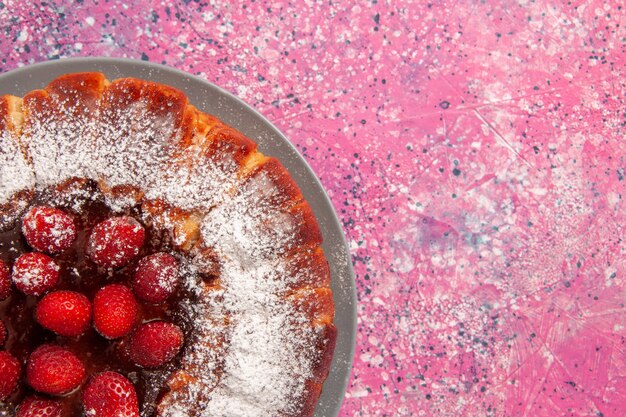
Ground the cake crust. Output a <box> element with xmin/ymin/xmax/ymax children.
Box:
<box><xmin>0</xmin><ymin>94</ymin><xmax>33</xmax><ymax>231</ymax></box>
<box><xmin>0</xmin><ymin>72</ymin><xmax>336</xmax><ymax>417</ymax></box>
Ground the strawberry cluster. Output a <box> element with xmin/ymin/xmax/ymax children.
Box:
<box><xmin>0</xmin><ymin>206</ymin><xmax>185</xmax><ymax>417</ymax></box>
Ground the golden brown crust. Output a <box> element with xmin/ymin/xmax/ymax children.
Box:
<box><xmin>294</xmin><ymin>381</ymin><xmax>323</xmax><ymax>417</ymax></box>
<box><xmin>201</xmin><ymin>121</ymin><xmax>258</xmax><ymax>167</ymax></box>
<box><xmin>0</xmin><ymin>95</ymin><xmax>11</xmax><ymax>132</ymax></box>
<box><xmin>2</xmin><ymin>72</ymin><xmax>336</xmax><ymax>416</ymax></box>
<box><xmin>0</xmin><ymin>95</ymin><xmax>23</xmax><ymax>133</ymax></box>
<box><xmin>101</xmin><ymin>76</ymin><xmax>193</xmax><ymax>147</ymax></box>
<box><xmin>290</xmin><ymin>325</ymin><xmax>336</xmax><ymax>417</ymax></box>
<box><xmin>141</xmin><ymin>199</ymin><xmax>203</xmax><ymax>251</ymax></box>
<box><xmin>99</xmin><ymin>77</ymin><xmax>144</xmax><ymax>109</ymax></box>
<box><xmin>311</xmin><ymin>323</ymin><xmax>338</xmax><ymax>383</ymax></box>
<box><xmin>46</xmin><ymin>72</ymin><xmax>106</xmax><ymax>116</ymax></box>
<box><xmin>21</xmin><ymin>72</ymin><xmax>107</xmax><ymax>195</ymax></box>
<box><xmin>23</xmin><ymin>72</ymin><xmax>105</xmax><ymax>125</ymax></box>
<box><xmin>281</xmin><ymin>246</ymin><xmax>331</xmax><ymax>292</ymax></box>
<box><xmin>240</xmin><ymin>156</ymin><xmax>304</xmax><ymax>209</ymax></box>
<box><xmin>290</xmin><ymin>287</ymin><xmax>335</xmax><ymax>326</ymax></box>
<box><xmin>0</xmin><ymin>94</ymin><xmax>32</xmax><ymax>230</ymax></box>
<box><xmin>21</xmin><ymin>89</ymin><xmax>50</xmax><ymax>121</ymax></box>
<box><xmin>284</xmin><ymin>201</ymin><xmax>324</xmax><ymax>250</ymax></box>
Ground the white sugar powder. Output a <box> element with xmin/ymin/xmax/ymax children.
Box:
<box><xmin>0</xmin><ymin>130</ymin><xmax>35</xmax><ymax>205</ymax></box>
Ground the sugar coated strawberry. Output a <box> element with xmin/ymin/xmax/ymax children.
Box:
<box><xmin>16</xmin><ymin>396</ymin><xmax>64</xmax><ymax>417</ymax></box>
<box><xmin>93</xmin><ymin>284</ymin><xmax>138</xmax><ymax>339</ymax></box>
<box><xmin>87</xmin><ymin>216</ymin><xmax>145</xmax><ymax>268</ymax></box>
<box><xmin>129</xmin><ymin>321</ymin><xmax>183</xmax><ymax>368</ymax></box>
<box><xmin>22</xmin><ymin>206</ymin><xmax>77</xmax><ymax>254</ymax></box>
<box><xmin>0</xmin><ymin>259</ymin><xmax>11</xmax><ymax>300</ymax></box>
<box><xmin>132</xmin><ymin>252</ymin><xmax>179</xmax><ymax>303</ymax></box>
<box><xmin>82</xmin><ymin>371</ymin><xmax>139</xmax><ymax>417</ymax></box>
<box><xmin>26</xmin><ymin>344</ymin><xmax>85</xmax><ymax>395</ymax></box>
<box><xmin>0</xmin><ymin>350</ymin><xmax>21</xmax><ymax>400</ymax></box>
<box><xmin>36</xmin><ymin>291</ymin><xmax>92</xmax><ymax>337</ymax></box>
<box><xmin>12</xmin><ymin>253</ymin><xmax>60</xmax><ymax>296</ymax></box>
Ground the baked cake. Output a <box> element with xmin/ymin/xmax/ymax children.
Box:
<box><xmin>0</xmin><ymin>73</ymin><xmax>336</xmax><ymax>417</ymax></box>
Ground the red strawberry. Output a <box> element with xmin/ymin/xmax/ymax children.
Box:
<box><xmin>87</xmin><ymin>216</ymin><xmax>145</xmax><ymax>268</ymax></box>
<box><xmin>129</xmin><ymin>321</ymin><xmax>184</xmax><ymax>368</ymax></box>
<box><xmin>16</xmin><ymin>396</ymin><xmax>64</xmax><ymax>417</ymax></box>
<box><xmin>22</xmin><ymin>206</ymin><xmax>77</xmax><ymax>254</ymax></box>
<box><xmin>0</xmin><ymin>319</ymin><xmax>6</xmax><ymax>346</ymax></box>
<box><xmin>12</xmin><ymin>253</ymin><xmax>60</xmax><ymax>296</ymax></box>
<box><xmin>132</xmin><ymin>252</ymin><xmax>179</xmax><ymax>303</ymax></box>
<box><xmin>26</xmin><ymin>344</ymin><xmax>85</xmax><ymax>395</ymax></box>
<box><xmin>82</xmin><ymin>371</ymin><xmax>139</xmax><ymax>417</ymax></box>
<box><xmin>0</xmin><ymin>259</ymin><xmax>11</xmax><ymax>300</ymax></box>
<box><xmin>36</xmin><ymin>291</ymin><xmax>92</xmax><ymax>337</ymax></box>
<box><xmin>0</xmin><ymin>350</ymin><xmax>21</xmax><ymax>400</ymax></box>
<box><xmin>93</xmin><ymin>284</ymin><xmax>138</xmax><ymax>339</ymax></box>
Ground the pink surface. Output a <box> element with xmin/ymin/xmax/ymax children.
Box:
<box><xmin>1</xmin><ymin>1</ymin><xmax>626</xmax><ymax>416</ymax></box>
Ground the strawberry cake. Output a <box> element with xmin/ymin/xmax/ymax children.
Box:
<box><xmin>0</xmin><ymin>73</ymin><xmax>336</xmax><ymax>417</ymax></box>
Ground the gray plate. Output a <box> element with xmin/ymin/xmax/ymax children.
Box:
<box><xmin>0</xmin><ymin>58</ymin><xmax>356</xmax><ymax>417</ymax></box>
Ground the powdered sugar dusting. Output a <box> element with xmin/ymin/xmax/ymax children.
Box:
<box><xmin>201</xmin><ymin>173</ymin><xmax>302</xmax><ymax>264</ymax></box>
<box><xmin>24</xmin><ymin>97</ymin><xmax>97</xmax><ymax>186</ymax></box>
<box><xmin>12</xmin><ymin>254</ymin><xmax>60</xmax><ymax>291</ymax></box>
<box><xmin>94</xmin><ymin>100</ymin><xmax>178</xmax><ymax>191</ymax></box>
<box><xmin>202</xmin><ymin>263</ymin><xmax>316</xmax><ymax>417</ymax></box>
<box><xmin>0</xmin><ymin>130</ymin><xmax>35</xmax><ymax>205</ymax></box>
<box><xmin>194</xmin><ymin>179</ymin><xmax>318</xmax><ymax>416</ymax></box>
<box><xmin>147</xmin><ymin>144</ymin><xmax>238</xmax><ymax>211</ymax></box>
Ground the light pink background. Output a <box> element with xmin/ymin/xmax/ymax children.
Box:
<box><xmin>1</xmin><ymin>1</ymin><xmax>625</xmax><ymax>416</ymax></box>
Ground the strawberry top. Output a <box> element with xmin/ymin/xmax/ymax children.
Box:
<box><xmin>93</xmin><ymin>284</ymin><xmax>138</xmax><ymax>339</ymax></box>
<box><xmin>1</xmin><ymin>202</ymin><xmax>187</xmax><ymax>416</ymax></box>
<box><xmin>87</xmin><ymin>216</ymin><xmax>145</xmax><ymax>269</ymax></box>
<box><xmin>22</xmin><ymin>207</ymin><xmax>77</xmax><ymax>254</ymax></box>
<box><xmin>0</xmin><ymin>351</ymin><xmax>21</xmax><ymax>400</ymax></box>
<box><xmin>35</xmin><ymin>291</ymin><xmax>92</xmax><ymax>338</ymax></box>
<box><xmin>132</xmin><ymin>252</ymin><xmax>180</xmax><ymax>304</ymax></box>
<box><xmin>82</xmin><ymin>372</ymin><xmax>139</xmax><ymax>417</ymax></box>
<box><xmin>26</xmin><ymin>344</ymin><xmax>86</xmax><ymax>396</ymax></box>
<box><xmin>11</xmin><ymin>253</ymin><xmax>60</xmax><ymax>296</ymax></box>
<box><xmin>16</xmin><ymin>396</ymin><xmax>64</xmax><ymax>417</ymax></box>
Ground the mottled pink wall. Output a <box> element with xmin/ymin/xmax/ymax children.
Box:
<box><xmin>1</xmin><ymin>1</ymin><xmax>626</xmax><ymax>416</ymax></box>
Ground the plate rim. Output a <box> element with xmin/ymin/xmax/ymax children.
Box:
<box><xmin>0</xmin><ymin>57</ymin><xmax>356</xmax><ymax>416</ymax></box>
